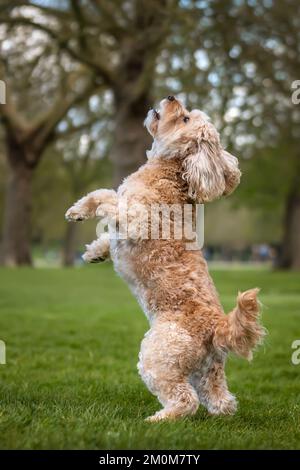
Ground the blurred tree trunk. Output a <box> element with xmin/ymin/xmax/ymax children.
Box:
<box><xmin>63</xmin><ymin>222</ymin><xmax>78</xmax><ymax>267</ymax></box>
<box><xmin>108</xmin><ymin>2</ymin><xmax>168</xmax><ymax>187</ymax></box>
<box><xmin>1</xmin><ymin>132</ymin><xmax>38</xmax><ymax>266</ymax></box>
<box><xmin>278</xmin><ymin>184</ymin><xmax>300</xmax><ymax>270</ymax></box>
<box><xmin>0</xmin><ymin>62</ymin><xmax>96</xmax><ymax>266</ymax></box>
<box><xmin>109</xmin><ymin>36</ymin><xmax>157</xmax><ymax>186</ymax></box>
<box><xmin>61</xmin><ymin>146</ymin><xmax>100</xmax><ymax>267</ymax></box>
<box><xmin>111</xmin><ymin>90</ymin><xmax>151</xmax><ymax>187</ymax></box>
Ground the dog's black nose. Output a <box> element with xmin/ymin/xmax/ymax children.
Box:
<box><xmin>167</xmin><ymin>95</ymin><xmax>175</xmax><ymax>102</ymax></box>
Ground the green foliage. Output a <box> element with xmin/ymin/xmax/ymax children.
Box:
<box><xmin>205</xmin><ymin>199</ymin><xmax>281</xmax><ymax>245</ymax></box>
<box><xmin>0</xmin><ymin>266</ymin><xmax>300</xmax><ymax>449</ymax></box>
<box><xmin>238</xmin><ymin>142</ymin><xmax>298</xmax><ymax>211</ymax></box>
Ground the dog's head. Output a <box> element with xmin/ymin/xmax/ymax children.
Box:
<box><xmin>144</xmin><ymin>95</ymin><xmax>241</xmax><ymax>202</ymax></box>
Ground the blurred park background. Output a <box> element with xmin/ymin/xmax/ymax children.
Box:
<box><xmin>0</xmin><ymin>0</ymin><xmax>299</xmax><ymax>270</ymax></box>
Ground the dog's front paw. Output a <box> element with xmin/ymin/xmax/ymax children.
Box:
<box><xmin>82</xmin><ymin>237</ymin><xmax>110</xmax><ymax>264</ymax></box>
<box><xmin>82</xmin><ymin>251</ymin><xmax>106</xmax><ymax>263</ymax></box>
<box><xmin>65</xmin><ymin>204</ymin><xmax>90</xmax><ymax>222</ymax></box>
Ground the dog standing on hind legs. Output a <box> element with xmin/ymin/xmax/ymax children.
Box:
<box><xmin>66</xmin><ymin>95</ymin><xmax>265</xmax><ymax>422</ymax></box>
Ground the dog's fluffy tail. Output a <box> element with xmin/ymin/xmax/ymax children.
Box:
<box><xmin>213</xmin><ymin>288</ymin><xmax>265</xmax><ymax>360</ymax></box>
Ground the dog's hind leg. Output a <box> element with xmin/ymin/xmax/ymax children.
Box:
<box><xmin>190</xmin><ymin>352</ymin><xmax>237</xmax><ymax>416</ymax></box>
<box><xmin>144</xmin><ymin>379</ymin><xmax>199</xmax><ymax>423</ymax></box>
<box><xmin>138</xmin><ymin>322</ymin><xmax>201</xmax><ymax>422</ymax></box>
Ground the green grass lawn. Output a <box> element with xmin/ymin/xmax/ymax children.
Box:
<box><xmin>0</xmin><ymin>265</ymin><xmax>300</xmax><ymax>449</ymax></box>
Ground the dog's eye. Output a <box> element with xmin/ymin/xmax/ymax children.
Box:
<box><xmin>183</xmin><ymin>116</ymin><xmax>190</xmax><ymax>123</ymax></box>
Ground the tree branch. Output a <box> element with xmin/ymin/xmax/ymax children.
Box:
<box><xmin>0</xmin><ymin>59</ymin><xmax>30</xmax><ymax>136</ymax></box>
<box><xmin>70</xmin><ymin>0</ymin><xmax>88</xmax><ymax>50</ymax></box>
<box><xmin>55</xmin><ymin>116</ymin><xmax>100</xmax><ymax>139</ymax></box>
<box><xmin>30</xmin><ymin>80</ymin><xmax>104</xmax><ymax>151</ymax></box>
<box><xmin>0</xmin><ymin>1</ymin><xmax>73</xmax><ymax>21</ymax></box>
<box><xmin>0</xmin><ymin>15</ymin><xmax>115</xmax><ymax>85</ymax></box>
<box><xmin>89</xmin><ymin>0</ymin><xmax>128</xmax><ymax>39</ymax></box>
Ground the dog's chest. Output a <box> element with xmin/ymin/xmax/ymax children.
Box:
<box><xmin>109</xmin><ymin>239</ymin><xmax>154</xmax><ymax>323</ymax></box>
<box><xmin>110</xmin><ymin>239</ymin><xmax>136</xmax><ymax>283</ymax></box>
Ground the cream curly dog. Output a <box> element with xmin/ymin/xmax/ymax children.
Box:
<box><xmin>66</xmin><ymin>96</ymin><xmax>265</xmax><ymax>422</ymax></box>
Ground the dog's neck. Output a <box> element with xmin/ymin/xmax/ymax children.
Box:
<box><xmin>146</xmin><ymin>138</ymin><xmax>183</xmax><ymax>161</ymax></box>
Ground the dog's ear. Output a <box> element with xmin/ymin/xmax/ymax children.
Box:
<box><xmin>182</xmin><ymin>138</ymin><xmax>226</xmax><ymax>202</ymax></box>
<box><xmin>182</xmin><ymin>120</ymin><xmax>241</xmax><ymax>202</ymax></box>
<box><xmin>221</xmin><ymin>150</ymin><xmax>241</xmax><ymax>196</ymax></box>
